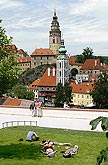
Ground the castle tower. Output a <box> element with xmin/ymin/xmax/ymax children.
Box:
<box><xmin>49</xmin><ymin>10</ymin><xmax>61</xmax><ymax>54</ymax></box>
<box><xmin>56</xmin><ymin>38</ymin><xmax>69</xmax><ymax>86</ymax></box>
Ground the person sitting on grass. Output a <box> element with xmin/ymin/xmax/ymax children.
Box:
<box><xmin>63</xmin><ymin>145</ymin><xmax>79</xmax><ymax>158</ymax></box>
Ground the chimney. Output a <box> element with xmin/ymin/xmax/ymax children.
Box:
<box><xmin>95</xmin><ymin>60</ymin><xmax>97</xmax><ymax>66</ymax></box>
<box><xmin>53</xmin><ymin>67</ymin><xmax>55</xmax><ymax>76</ymax></box>
<box><xmin>48</xmin><ymin>68</ymin><xmax>50</xmax><ymax>76</ymax></box>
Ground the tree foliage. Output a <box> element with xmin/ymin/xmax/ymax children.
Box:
<box><xmin>0</xmin><ymin>19</ymin><xmax>13</xmax><ymax>59</ymax></box>
<box><xmin>76</xmin><ymin>47</ymin><xmax>94</xmax><ymax>63</ymax></box>
<box><xmin>91</xmin><ymin>72</ymin><xmax>108</xmax><ymax>108</ymax></box>
<box><xmin>7</xmin><ymin>85</ymin><xmax>34</xmax><ymax>100</ymax></box>
<box><xmin>0</xmin><ymin>19</ymin><xmax>19</xmax><ymax>96</ymax></box>
<box><xmin>76</xmin><ymin>54</ymin><xmax>85</xmax><ymax>63</ymax></box>
<box><xmin>90</xmin><ymin>116</ymin><xmax>108</xmax><ymax>165</ymax></box>
<box><xmin>54</xmin><ymin>82</ymin><xmax>72</xmax><ymax>107</ymax></box>
<box><xmin>18</xmin><ymin>64</ymin><xmax>56</xmax><ymax>86</ymax></box>
<box><xmin>54</xmin><ymin>83</ymin><xmax>64</xmax><ymax>107</ymax></box>
<box><xmin>82</xmin><ymin>47</ymin><xmax>94</xmax><ymax>61</ymax></box>
<box><xmin>63</xmin><ymin>82</ymin><xmax>72</xmax><ymax>103</ymax></box>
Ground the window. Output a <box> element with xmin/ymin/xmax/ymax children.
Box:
<box><xmin>60</xmin><ymin>71</ymin><xmax>61</xmax><ymax>76</ymax></box>
<box><xmin>87</xmin><ymin>95</ymin><xmax>89</xmax><ymax>99</ymax></box>
<box><xmin>60</xmin><ymin>62</ymin><xmax>61</xmax><ymax>68</ymax></box>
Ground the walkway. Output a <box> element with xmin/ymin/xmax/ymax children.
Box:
<box><xmin>0</xmin><ymin>107</ymin><xmax>108</xmax><ymax>132</ymax></box>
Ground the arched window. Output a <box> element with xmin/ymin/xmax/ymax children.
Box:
<box><xmin>59</xmin><ymin>62</ymin><xmax>61</xmax><ymax>68</ymax></box>
<box><xmin>53</xmin><ymin>38</ymin><xmax>55</xmax><ymax>43</ymax></box>
<box><xmin>60</xmin><ymin>71</ymin><xmax>61</xmax><ymax>76</ymax></box>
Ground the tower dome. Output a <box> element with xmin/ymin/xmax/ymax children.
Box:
<box><xmin>59</xmin><ymin>38</ymin><xmax>67</xmax><ymax>54</ymax></box>
<box><xmin>57</xmin><ymin>38</ymin><xmax>68</xmax><ymax>60</ymax></box>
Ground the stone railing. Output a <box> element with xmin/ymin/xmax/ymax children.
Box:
<box><xmin>2</xmin><ymin>121</ymin><xmax>37</xmax><ymax>128</ymax></box>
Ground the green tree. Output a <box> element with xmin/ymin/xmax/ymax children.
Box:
<box><xmin>54</xmin><ymin>82</ymin><xmax>72</xmax><ymax>107</ymax></box>
<box><xmin>76</xmin><ymin>54</ymin><xmax>85</xmax><ymax>63</ymax></box>
<box><xmin>91</xmin><ymin>72</ymin><xmax>108</xmax><ymax>108</ymax></box>
<box><xmin>7</xmin><ymin>85</ymin><xmax>34</xmax><ymax>100</ymax></box>
<box><xmin>0</xmin><ymin>19</ymin><xmax>13</xmax><ymax>59</ymax></box>
<box><xmin>54</xmin><ymin>83</ymin><xmax>64</xmax><ymax>107</ymax></box>
<box><xmin>64</xmin><ymin>82</ymin><xmax>72</xmax><ymax>103</ymax></box>
<box><xmin>0</xmin><ymin>20</ymin><xmax>19</xmax><ymax>96</ymax></box>
<box><xmin>90</xmin><ymin>116</ymin><xmax>108</xmax><ymax>165</ymax></box>
<box><xmin>82</xmin><ymin>47</ymin><xmax>94</xmax><ymax>62</ymax></box>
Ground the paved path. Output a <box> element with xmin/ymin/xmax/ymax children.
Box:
<box><xmin>0</xmin><ymin>107</ymin><xmax>108</xmax><ymax>132</ymax></box>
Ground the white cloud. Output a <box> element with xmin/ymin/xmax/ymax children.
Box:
<box><xmin>0</xmin><ymin>0</ymin><xmax>26</xmax><ymax>10</ymax></box>
<box><xmin>1</xmin><ymin>0</ymin><xmax>108</xmax><ymax>56</ymax></box>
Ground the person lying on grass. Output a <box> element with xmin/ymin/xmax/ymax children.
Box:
<box><xmin>40</xmin><ymin>140</ymin><xmax>71</xmax><ymax>147</ymax></box>
<box><xmin>63</xmin><ymin>145</ymin><xmax>79</xmax><ymax>158</ymax></box>
<box><xmin>41</xmin><ymin>148</ymin><xmax>57</xmax><ymax>158</ymax></box>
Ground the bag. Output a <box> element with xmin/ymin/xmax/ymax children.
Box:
<box><xmin>63</xmin><ymin>153</ymin><xmax>71</xmax><ymax>158</ymax></box>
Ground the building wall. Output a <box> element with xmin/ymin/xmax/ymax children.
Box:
<box><xmin>31</xmin><ymin>56</ymin><xmax>56</xmax><ymax>68</ymax></box>
<box><xmin>76</xmin><ymin>74</ymin><xmax>89</xmax><ymax>83</ymax></box>
<box><xmin>69</xmin><ymin>65</ymin><xmax>82</xmax><ymax>74</ymax></box>
<box><xmin>80</xmin><ymin>69</ymin><xmax>101</xmax><ymax>76</ymax></box>
<box><xmin>56</xmin><ymin>59</ymin><xmax>69</xmax><ymax>85</ymax></box>
<box><xmin>17</xmin><ymin>62</ymin><xmax>31</xmax><ymax>74</ymax></box>
<box><xmin>72</xmin><ymin>92</ymin><xmax>93</xmax><ymax>106</ymax></box>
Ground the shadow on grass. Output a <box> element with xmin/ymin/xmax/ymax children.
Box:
<box><xmin>0</xmin><ymin>143</ymin><xmax>42</xmax><ymax>160</ymax></box>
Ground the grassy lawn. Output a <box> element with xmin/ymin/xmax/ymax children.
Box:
<box><xmin>0</xmin><ymin>126</ymin><xmax>107</xmax><ymax>165</ymax></box>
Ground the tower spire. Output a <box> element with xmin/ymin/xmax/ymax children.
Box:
<box><xmin>49</xmin><ymin>10</ymin><xmax>61</xmax><ymax>54</ymax></box>
<box><xmin>54</xmin><ymin>8</ymin><xmax>56</xmax><ymax>16</ymax></box>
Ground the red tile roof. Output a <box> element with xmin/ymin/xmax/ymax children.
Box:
<box><xmin>31</xmin><ymin>48</ymin><xmax>55</xmax><ymax>56</ymax></box>
<box><xmin>81</xmin><ymin>59</ymin><xmax>102</xmax><ymax>70</ymax></box>
<box><xmin>28</xmin><ymin>79</ymin><xmax>40</xmax><ymax>89</ymax></box>
<box><xmin>89</xmin><ymin>75</ymin><xmax>98</xmax><ymax>81</ymax></box>
<box><xmin>3</xmin><ymin>98</ymin><xmax>21</xmax><ymax>106</ymax></box>
<box><xmin>70</xmin><ymin>81</ymin><xmax>94</xmax><ymax>94</ymax></box>
<box><xmin>39</xmin><ymin>68</ymin><xmax>56</xmax><ymax>86</ymax></box>
<box><xmin>17</xmin><ymin>56</ymin><xmax>31</xmax><ymax>63</ymax></box>
<box><xmin>17</xmin><ymin>49</ymin><xmax>25</xmax><ymax>55</ymax></box>
<box><xmin>28</xmin><ymin>67</ymin><xmax>56</xmax><ymax>89</ymax></box>
<box><xmin>69</xmin><ymin>56</ymin><xmax>76</xmax><ymax>65</ymax></box>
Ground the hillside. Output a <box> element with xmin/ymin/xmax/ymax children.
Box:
<box><xmin>18</xmin><ymin>63</ymin><xmax>56</xmax><ymax>86</ymax></box>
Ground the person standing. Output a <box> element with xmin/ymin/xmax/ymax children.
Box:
<box><xmin>29</xmin><ymin>101</ymin><xmax>35</xmax><ymax>117</ymax></box>
<box><xmin>36</xmin><ymin>101</ymin><xmax>43</xmax><ymax>117</ymax></box>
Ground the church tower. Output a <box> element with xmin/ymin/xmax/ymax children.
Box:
<box><xmin>49</xmin><ymin>10</ymin><xmax>61</xmax><ymax>54</ymax></box>
<box><xmin>56</xmin><ymin>38</ymin><xmax>69</xmax><ymax>86</ymax></box>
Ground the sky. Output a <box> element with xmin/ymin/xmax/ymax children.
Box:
<box><xmin>0</xmin><ymin>0</ymin><xmax>108</xmax><ymax>56</ymax></box>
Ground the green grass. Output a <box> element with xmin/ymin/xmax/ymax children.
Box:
<box><xmin>0</xmin><ymin>126</ymin><xmax>107</xmax><ymax>165</ymax></box>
